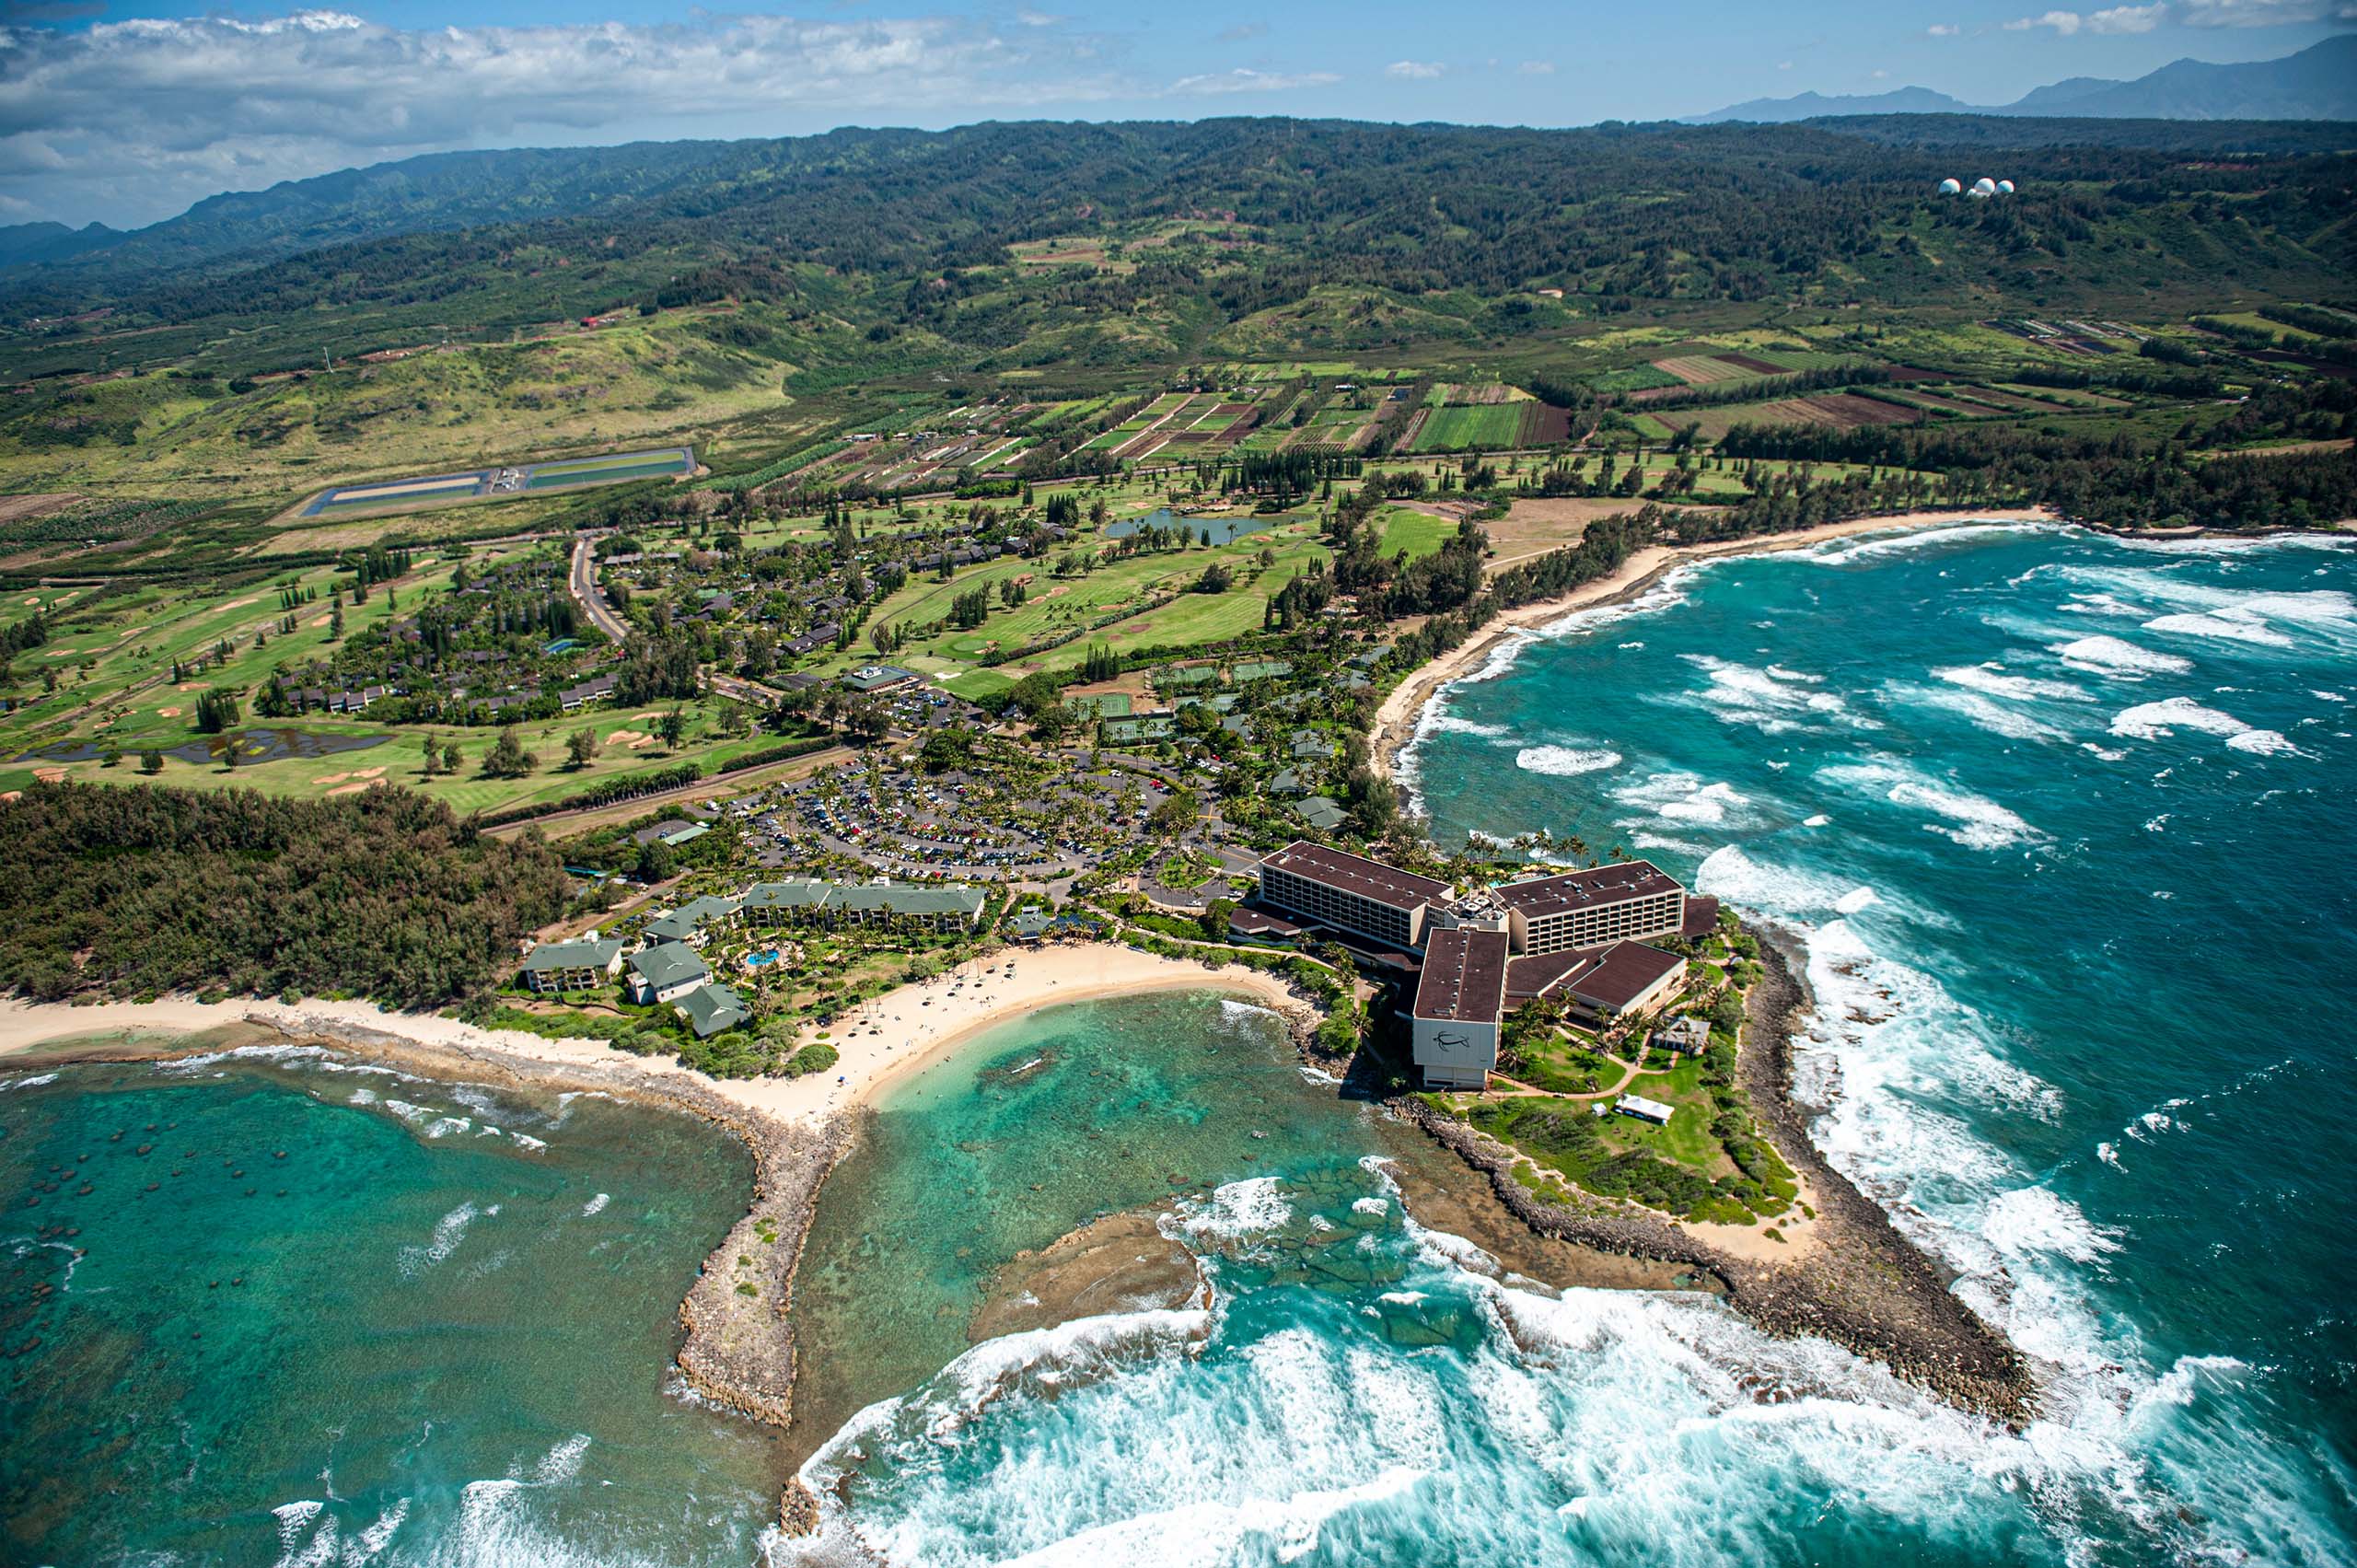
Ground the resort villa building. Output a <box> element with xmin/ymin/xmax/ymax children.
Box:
<box><xmin>626</xmin><ymin>942</ymin><xmax>712</xmax><ymax>1005</ymax></box>
<box><xmin>1250</xmin><ymin>840</ymin><xmax>1701</xmax><ymax>1090</ymax></box>
<box><xmin>517</xmin><ymin>935</ymin><xmax>626</xmax><ymax>993</ymax></box>
<box><xmin>652</xmin><ymin>879</ymin><xmax>988</xmax><ymax>944</ymax></box>
<box><xmin>1410</xmin><ymin>927</ymin><xmax>1511</xmax><ymax>1090</ymax></box>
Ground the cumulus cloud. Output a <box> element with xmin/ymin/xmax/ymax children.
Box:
<box><xmin>0</xmin><ymin>8</ymin><xmax>1167</xmax><ymax>226</ymax></box>
<box><xmin>1928</xmin><ymin>21</ymin><xmax>1963</xmax><ymax>34</ymax></box>
<box><xmin>2006</xmin><ymin>8</ymin><xmax>2090</xmax><ymax>30</ymax></box>
<box><xmin>1385</xmin><ymin>60</ymin><xmax>1446</xmax><ymax>79</ymax></box>
<box><xmin>1516</xmin><ymin>59</ymin><xmax>1556</xmax><ymax>75</ymax></box>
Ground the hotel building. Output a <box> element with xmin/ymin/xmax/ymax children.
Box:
<box><xmin>1255</xmin><ymin>842</ymin><xmax>1452</xmax><ymax>952</ymax></box>
<box><xmin>1492</xmin><ymin>862</ymin><xmax>1686</xmax><ymax>954</ymax></box>
<box><xmin>1410</xmin><ymin>927</ymin><xmax>1511</xmax><ymax>1089</ymax></box>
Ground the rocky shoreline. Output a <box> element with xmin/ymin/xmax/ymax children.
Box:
<box><xmin>1392</xmin><ymin>935</ymin><xmax>2038</xmax><ymax>1424</ymax></box>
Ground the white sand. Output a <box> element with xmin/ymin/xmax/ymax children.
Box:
<box><xmin>0</xmin><ymin>943</ymin><xmax>1305</xmax><ymax>1129</ymax></box>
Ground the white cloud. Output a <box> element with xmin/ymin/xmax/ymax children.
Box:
<box><xmin>1516</xmin><ymin>60</ymin><xmax>1557</xmax><ymax>75</ymax></box>
<box><xmin>0</xmin><ymin>9</ymin><xmax>1214</xmax><ymax>226</ymax></box>
<box><xmin>2003</xmin><ymin>3</ymin><xmax>2166</xmax><ymax>29</ymax></box>
<box><xmin>2177</xmin><ymin>0</ymin><xmax>2357</xmax><ymax>21</ymax></box>
<box><xmin>1167</xmin><ymin>67</ymin><xmax>1341</xmax><ymax>96</ymax></box>
<box><xmin>1217</xmin><ymin>21</ymin><xmax>1270</xmax><ymax>41</ymax></box>
<box><xmin>1385</xmin><ymin>60</ymin><xmax>1446</xmax><ymax>79</ymax></box>
<box><xmin>1015</xmin><ymin>7</ymin><xmax>1064</xmax><ymax>25</ymax></box>
<box><xmin>1777</xmin><ymin>59</ymin><xmax>1795</xmax><ymax>70</ymax></box>
<box><xmin>1871</xmin><ymin>67</ymin><xmax>1891</xmax><ymax>78</ymax></box>
<box><xmin>1928</xmin><ymin>22</ymin><xmax>1963</xmax><ymax>34</ymax></box>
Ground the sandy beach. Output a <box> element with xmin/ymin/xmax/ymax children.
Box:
<box><xmin>1370</xmin><ymin>507</ymin><xmax>2061</xmax><ymax>781</ymax></box>
<box><xmin>0</xmin><ymin>942</ymin><xmax>1308</xmax><ymax>1128</ymax></box>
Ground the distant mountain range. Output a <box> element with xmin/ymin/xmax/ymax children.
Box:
<box><xmin>1688</xmin><ymin>35</ymin><xmax>2357</xmax><ymax>124</ymax></box>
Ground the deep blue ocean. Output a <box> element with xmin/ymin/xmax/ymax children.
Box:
<box><xmin>7</xmin><ymin>521</ymin><xmax>2352</xmax><ymax>1566</ymax></box>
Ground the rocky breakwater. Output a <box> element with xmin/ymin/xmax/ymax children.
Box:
<box><xmin>1396</xmin><ymin>939</ymin><xmax>2038</xmax><ymax>1425</ymax></box>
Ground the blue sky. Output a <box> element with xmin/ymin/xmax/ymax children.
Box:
<box><xmin>0</xmin><ymin>0</ymin><xmax>2346</xmax><ymax>227</ymax></box>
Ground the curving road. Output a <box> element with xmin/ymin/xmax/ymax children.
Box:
<box><xmin>569</xmin><ymin>534</ymin><xmax>631</xmax><ymax>644</ymax></box>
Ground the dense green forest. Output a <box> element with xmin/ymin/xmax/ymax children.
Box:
<box><xmin>0</xmin><ymin>784</ymin><xmax>568</xmax><ymax>1006</ymax></box>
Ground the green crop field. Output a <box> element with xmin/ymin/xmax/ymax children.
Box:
<box><xmin>1412</xmin><ymin>404</ymin><xmax>1528</xmax><ymax>451</ymax></box>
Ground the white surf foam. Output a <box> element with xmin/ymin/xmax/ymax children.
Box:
<box><xmin>2107</xmin><ymin>696</ymin><xmax>2300</xmax><ymax>761</ymax></box>
<box><xmin>1613</xmin><ymin>770</ymin><xmax>1752</xmax><ymax>830</ymax></box>
<box><xmin>1816</xmin><ymin>760</ymin><xmax>2042</xmax><ymax>850</ymax></box>
<box><xmin>2051</xmin><ymin>634</ymin><xmax>2192</xmax><ymax>678</ymax></box>
<box><xmin>1514</xmin><ymin>744</ymin><xmax>1621</xmax><ymax>778</ymax></box>
<box><xmin>1173</xmin><ymin>1176</ymin><xmax>1293</xmax><ymax>1242</ymax></box>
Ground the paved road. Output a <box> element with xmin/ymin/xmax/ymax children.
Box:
<box><xmin>569</xmin><ymin>535</ymin><xmax>630</xmax><ymax>644</ymax></box>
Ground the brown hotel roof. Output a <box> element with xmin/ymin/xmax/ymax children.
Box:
<box><xmin>1492</xmin><ymin>861</ymin><xmax>1682</xmax><ymax>920</ymax></box>
<box><xmin>1504</xmin><ymin>940</ymin><xmax>1685</xmax><ymax>1010</ymax></box>
<box><xmin>1412</xmin><ymin>927</ymin><xmax>1509</xmax><ymax>1024</ymax></box>
<box><xmin>1260</xmin><ymin>841</ymin><xmax>1449</xmax><ymax>912</ymax></box>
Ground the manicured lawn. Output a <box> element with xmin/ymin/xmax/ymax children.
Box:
<box><xmin>1376</xmin><ymin>506</ymin><xmax>1456</xmax><ymax>562</ymax></box>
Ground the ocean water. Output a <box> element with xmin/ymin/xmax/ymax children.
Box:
<box><xmin>0</xmin><ymin>1044</ymin><xmax>779</xmax><ymax>1567</ymax></box>
<box><xmin>1400</xmin><ymin>521</ymin><xmax>2357</xmax><ymax>1563</ymax></box>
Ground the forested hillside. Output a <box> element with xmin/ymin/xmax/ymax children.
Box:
<box><xmin>4</xmin><ymin>116</ymin><xmax>2350</xmax><ymax>383</ymax></box>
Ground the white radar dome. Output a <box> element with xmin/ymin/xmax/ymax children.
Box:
<box><xmin>1938</xmin><ymin>178</ymin><xmax>1963</xmax><ymax>195</ymax></box>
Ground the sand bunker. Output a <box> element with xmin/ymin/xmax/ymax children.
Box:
<box><xmin>323</xmin><ymin>778</ymin><xmax>386</xmax><ymax>797</ymax></box>
<box><xmin>156</xmin><ymin>706</ymin><xmax>182</xmax><ymax>718</ymax></box>
<box><xmin>317</xmin><ymin>772</ymin><xmax>352</xmax><ymax>786</ymax></box>
<box><xmin>32</xmin><ymin>768</ymin><xmax>65</xmax><ymax>784</ymax></box>
<box><xmin>606</xmin><ymin>728</ymin><xmax>651</xmax><ymax>748</ymax></box>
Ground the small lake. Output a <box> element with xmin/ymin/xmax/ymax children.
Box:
<box><xmin>18</xmin><ymin>727</ymin><xmax>392</xmax><ymax>766</ymax></box>
<box><xmin>1103</xmin><ymin>507</ymin><xmax>1295</xmax><ymax>544</ymax></box>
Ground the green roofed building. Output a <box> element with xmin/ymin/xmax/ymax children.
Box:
<box><xmin>734</xmin><ymin>877</ymin><xmax>986</xmax><ymax>934</ymax></box>
<box><xmin>842</xmin><ymin>663</ymin><xmax>922</xmax><ymax>692</ymax></box>
<box><xmin>1298</xmin><ymin>796</ymin><xmax>1349</xmax><ymax>831</ymax></box>
<box><xmin>518</xmin><ymin>936</ymin><xmax>625</xmax><ymax>993</ymax></box>
<box><xmin>677</xmin><ymin>982</ymin><xmax>750</xmax><ymax>1039</ymax></box>
<box><xmin>626</xmin><ymin>941</ymin><xmax>711</xmax><ymax>1005</ymax></box>
<box><xmin>738</xmin><ymin>880</ymin><xmax>835</xmax><ymax>924</ymax></box>
<box><xmin>830</xmin><ymin>882</ymin><xmax>988</xmax><ymax>932</ymax></box>
<box><xmin>644</xmin><ymin>893</ymin><xmax>742</xmax><ymax>946</ymax></box>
